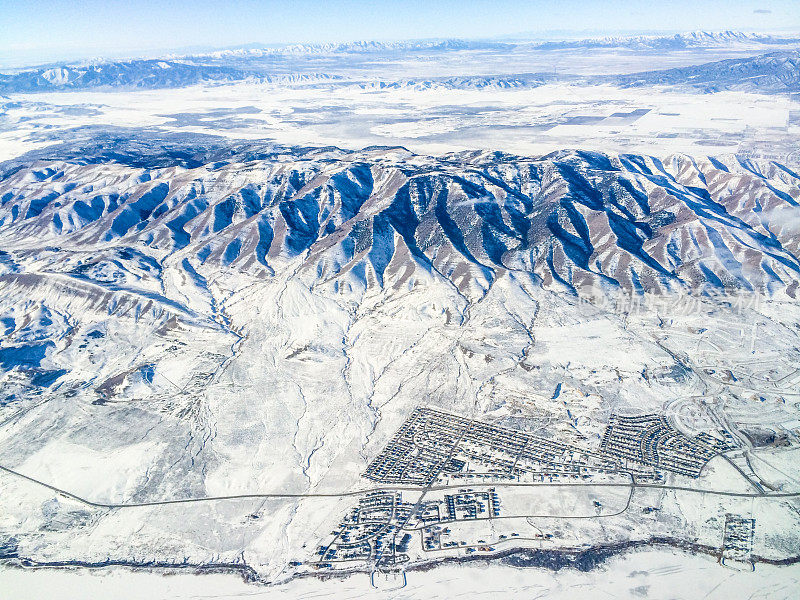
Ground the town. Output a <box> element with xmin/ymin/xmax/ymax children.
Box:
<box><xmin>316</xmin><ymin>488</ymin><xmax>507</xmax><ymax>567</ymax></box>
<box><xmin>312</xmin><ymin>408</ymin><xmax>741</xmax><ymax>569</ymax></box>
<box><xmin>364</xmin><ymin>408</ymin><xmax>731</xmax><ymax>487</ymax></box>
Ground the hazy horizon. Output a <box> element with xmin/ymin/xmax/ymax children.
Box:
<box><xmin>3</xmin><ymin>0</ymin><xmax>800</xmax><ymax>68</ymax></box>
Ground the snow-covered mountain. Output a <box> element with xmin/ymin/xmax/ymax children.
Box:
<box><xmin>0</xmin><ymin>60</ymin><xmax>560</xmax><ymax>93</ymax></box>
<box><xmin>2</xmin><ymin>138</ymin><xmax>798</xmax><ymax>300</ymax></box>
<box><xmin>188</xmin><ymin>32</ymin><xmax>800</xmax><ymax>59</ymax></box>
<box><xmin>195</xmin><ymin>38</ymin><xmax>512</xmax><ymax>59</ymax></box>
<box><xmin>0</xmin><ymin>60</ymin><xmax>339</xmax><ymax>93</ymax></box>
<box><xmin>2</xmin><ymin>137</ymin><xmax>800</xmax><ymax>579</ymax></box>
<box><xmin>532</xmin><ymin>31</ymin><xmax>800</xmax><ymax>51</ymax></box>
<box><xmin>0</xmin><ymin>60</ymin><xmax>256</xmax><ymax>92</ymax></box>
<box><xmin>3</xmin><ymin>31</ymin><xmax>799</xmax><ymax>94</ymax></box>
<box><xmin>613</xmin><ymin>50</ymin><xmax>800</xmax><ymax>93</ymax></box>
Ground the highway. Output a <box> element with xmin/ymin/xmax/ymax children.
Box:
<box><xmin>1</xmin><ymin>462</ymin><xmax>798</xmax><ymax>510</ymax></box>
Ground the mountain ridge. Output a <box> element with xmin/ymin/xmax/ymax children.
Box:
<box><xmin>612</xmin><ymin>50</ymin><xmax>800</xmax><ymax>93</ymax></box>
<box><xmin>1</xmin><ymin>140</ymin><xmax>798</xmax><ymax>304</ymax></box>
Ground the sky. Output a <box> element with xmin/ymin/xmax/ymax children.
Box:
<box><xmin>2</xmin><ymin>0</ymin><xmax>800</xmax><ymax>66</ymax></box>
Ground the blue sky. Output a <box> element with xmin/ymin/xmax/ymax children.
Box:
<box><xmin>2</xmin><ymin>0</ymin><xmax>799</xmax><ymax>65</ymax></box>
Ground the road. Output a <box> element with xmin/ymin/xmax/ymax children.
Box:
<box><xmin>1</xmin><ymin>463</ymin><xmax>798</xmax><ymax>510</ymax></box>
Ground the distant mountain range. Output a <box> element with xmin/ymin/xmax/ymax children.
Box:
<box><xmin>530</xmin><ymin>30</ymin><xmax>800</xmax><ymax>51</ymax></box>
<box><xmin>611</xmin><ymin>50</ymin><xmax>800</xmax><ymax>93</ymax></box>
<box><xmin>0</xmin><ymin>60</ymin><xmax>338</xmax><ymax>93</ymax></box>
<box><xmin>190</xmin><ymin>31</ymin><xmax>800</xmax><ymax>58</ymax></box>
<box><xmin>0</xmin><ymin>31</ymin><xmax>798</xmax><ymax>94</ymax></box>
<box><xmin>194</xmin><ymin>39</ymin><xmax>512</xmax><ymax>58</ymax></box>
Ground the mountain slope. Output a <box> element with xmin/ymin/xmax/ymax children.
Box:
<box><xmin>0</xmin><ymin>60</ymin><xmax>338</xmax><ymax>93</ymax></box>
<box><xmin>1</xmin><ymin>140</ymin><xmax>798</xmax><ymax>301</ymax></box>
<box><xmin>613</xmin><ymin>50</ymin><xmax>800</xmax><ymax>93</ymax></box>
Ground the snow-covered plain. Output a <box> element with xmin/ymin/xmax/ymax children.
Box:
<box><xmin>3</xmin><ymin>547</ymin><xmax>800</xmax><ymax>600</ymax></box>
<box><xmin>1</xmin><ymin>79</ymin><xmax>797</xmax><ymax>162</ymax></box>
